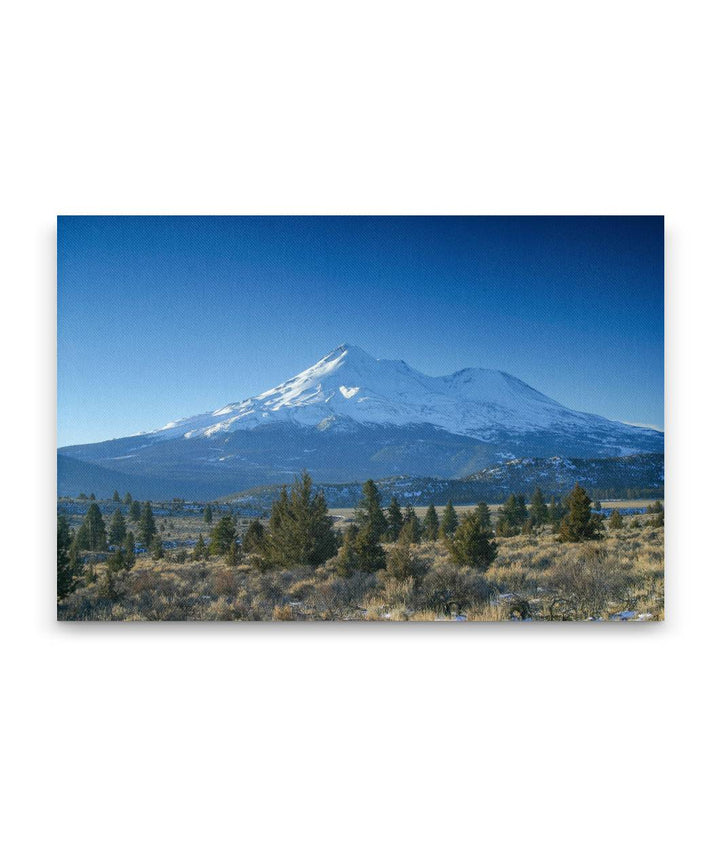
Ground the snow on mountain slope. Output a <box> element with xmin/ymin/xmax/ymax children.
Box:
<box><xmin>147</xmin><ymin>344</ymin><xmax>657</xmax><ymax>445</ymax></box>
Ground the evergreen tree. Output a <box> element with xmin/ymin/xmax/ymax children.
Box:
<box><xmin>496</xmin><ymin>495</ymin><xmax>520</xmax><ymax>537</ymax></box>
<box><xmin>112</xmin><ymin>490</ymin><xmax>120</xmax><ymax>503</ymax></box>
<box><xmin>355</xmin><ymin>479</ymin><xmax>388</xmax><ymax>539</ymax></box>
<box><xmin>226</xmin><ymin>539</ymin><xmax>241</xmax><ymax>567</ymax></box>
<box><xmin>354</xmin><ymin>523</ymin><xmax>386</xmax><ymax>573</ymax></box>
<box><xmin>210</xmin><ymin>516</ymin><xmax>238</xmax><ymax>557</ymax></box>
<box><xmin>440</xmin><ymin>500</ymin><xmax>459</xmax><ymax>538</ymax></box>
<box><xmin>529</xmin><ymin>488</ymin><xmax>549</xmax><ymax>530</ymax></box>
<box><xmin>594</xmin><ymin>499</ymin><xmax>603</xmax><ymax>512</ymax></box>
<box><xmin>57</xmin><ymin>514</ymin><xmax>79</xmax><ymax>601</ymax></box>
<box><xmin>385</xmin><ymin>497</ymin><xmax>404</xmax><ymax>542</ymax></box>
<box><xmin>608</xmin><ymin>509</ymin><xmax>624</xmax><ymax>530</ymax></box>
<box><xmin>78</xmin><ymin>503</ymin><xmax>107</xmax><ymax>550</ymax></box>
<box><xmin>108</xmin><ymin>508</ymin><xmax>127</xmax><ymax>546</ymax></box>
<box><xmin>203</xmin><ymin>504</ymin><xmax>213</xmax><ymax>524</ymax></box>
<box><xmin>336</xmin><ymin>524</ymin><xmax>360</xmax><ymax>577</ymax></box>
<box><xmin>448</xmin><ymin>511</ymin><xmax>498</xmax><ymax>571</ymax></box>
<box><xmin>516</xmin><ymin>494</ymin><xmax>528</xmax><ymax>527</ymax></box>
<box><xmin>558</xmin><ymin>484</ymin><xmax>604</xmax><ymax>542</ymax></box>
<box><xmin>647</xmin><ymin>501</ymin><xmax>664</xmax><ymax>528</ymax></box>
<box><xmin>138</xmin><ymin>501</ymin><xmax>156</xmax><ymax>548</ymax></box>
<box><xmin>192</xmin><ymin>534</ymin><xmax>208</xmax><ymax>561</ymax></box>
<box><xmin>150</xmin><ymin>534</ymin><xmax>164</xmax><ymax>559</ymax></box>
<box><xmin>123</xmin><ymin>492</ymin><xmax>132</xmax><ymax>505</ymax></box>
<box><xmin>242</xmin><ymin>519</ymin><xmax>266</xmax><ymax>554</ymax></box>
<box><xmin>475</xmin><ymin>502</ymin><xmax>492</xmax><ymax>532</ymax></box>
<box><xmin>129</xmin><ymin>500</ymin><xmax>142</xmax><ymax>522</ymax></box>
<box><xmin>98</xmin><ymin>566</ymin><xmax>118</xmax><ymax>601</ymax></box>
<box><xmin>122</xmin><ymin>531</ymin><xmax>136</xmax><ymax>570</ymax></box>
<box><xmin>401</xmin><ymin>505</ymin><xmax>422</xmax><ymax>543</ymax></box>
<box><xmin>265</xmin><ymin>472</ymin><xmax>337</xmax><ymax>567</ymax></box>
<box><xmin>423</xmin><ymin>504</ymin><xmax>440</xmax><ymax>541</ymax></box>
<box><xmin>89</xmin><ymin>493</ymin><xmax>96</xmax><ymax>501</ymax></box>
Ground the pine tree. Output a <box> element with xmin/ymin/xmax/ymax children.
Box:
<box><xmin>122</xmin><ymin>531</ymin><xmax>136</xmax><ymax>570</ymax></box>
<box><xmin>354</xmin><ymin>524</ymin><xmax>386</xmax><ymax>573</ymax></box>
<box><xmin>385</xmin><ymin>497</ymin><xmax>404</xmax><ymax>542</ymax></box>
<box><xmin>203</xmin><ymin>504</ymin><xmax>213</xmax><ymax>524</ymax></box>
<box><xmin>264</xmin><ymin>473</ymin><xmax>338</xmax><ymax>568</ymax></box>
<box><xmin>226</xmin><ymin>539</ymin><xmax>241</xmax><ymax>567</ymax></box>
<box><xmin>123</xmin><ymin>492</ymin><xmax>132</xmax><ymax>506</ymax></box>
<box><xmin>475</xmin><ymin>502</ymin><xmax>492</xmax><ymax>532</ymax></box>
<box><xmin>57</xmin><ymin>514</ymin><xmax>79</xmax><ymax>601</ymax></box>
<box><xmin>112</xmin><ymin>490</ymin><xmax>120</xmax><ymax>503</ymax></box>
<box><xmin>423</xmin><ymin>504</ymin><xmax>440</xmax><ymax>541</ymax></box>
<box><xmin>496</xmin><ymin>495</ymin><xmax>520</xmax><ymax>537</ymax></box>
<box><xmin>336</xmin><ymin>524</ymin><xmax>360</xmax><ymax>577</ymax></box>
<box><xmin>108</xmin><ymin>508</ymin><xmax>127</xmax><ymax>546</ymax></box>
<box><xmin>138</xmin><ymin>501</ymin><xmax>156</xmax><ymax>548</ymax></box>
<box><xmin>440</xmin><ymin>500</ymin><xmax>459</xmax><ymax>538</ymax></box>
<box><xmin>79</xmin><ymin>503</ymin><xmax>107</xmax><ymax>550</ymax></box>
<box><xmin>129</xmin><ymin>500</ymin><xmax>142</xmax><ymax>522</ymax></box>
<box><xmin>150</xmin><ymin>534</ymin><xmax>164</xmax><ymax>559</ymax></box>
<box><xmin>448</xmin><ymin>511</ymin><xmax>498</xmax><ymax>571</ymax></box>
<box><xmin>558</xmin><ymin>484</ymin><xmax>604</xmax><ymax>542</ymax></box>
<box><xmin>89</xmin><ymin>493</ymin><xmax>96</xmax><ymax>501</ymax></box>
<box><xmin>242</xmin><ymin>519</ymin><xmax>265</xmax><ymax>554</ymax></box>
<box><xmin>516</xmin><ymin>494</ymin><xmax>528</xmax><ymax>527</ymax></box>
<box><xmin>355</xmin><ymin>480</ymin><xmax>388</xmax><ymax>539</ymax></box>
<box><xmin>402</xmin><ymin>506</ymin><xmax>422</xmax><ymax>543</ymax></box>
<box><xmin>608</xmin><ymin>509</ymin><xmax>624</xmax><ymax>530</ymax></box>
<box><xmin>192</xmin><ymin>534</ymin><xmax>208</xmax><ymax>561</ymax></box>
<box><xmin>529</xmin><ymin>487</ymin><xmax>549</xmax><ymax>530</ymax></box>
<box><xmin>98</xmin><ymin>566</ymin><xmax>118</xmax><ymax>601</ymax></box>
<box><xmin>210</xmin><ymin>516</ymin><xmax>238</xmax><ymax>557</ymax></box>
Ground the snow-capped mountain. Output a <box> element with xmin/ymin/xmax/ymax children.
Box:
<box><xmin>58</xmin><ymin>344</ymin><xmax>664</xmax><ymax>499</ymax></box>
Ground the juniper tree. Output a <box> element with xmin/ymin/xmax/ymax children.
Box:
<box><xmin>608</xmin><ymin>509</ymin><xmax>624</xmax><ymax>530</ymax></box>
<box><xmin>123</xmin><ymin>492</ymin><xmax>132</xmax><ymax>506</ymax></box>
<box><xmin>475</xmin><ymin>501</ymin><xmax>492</xmax><ymax>532</ymax></box>
<box><xmin>242</xmin><ymin>519</ymin><xmax>266</xmax><ymax>554</ymax></box>
<box><xmin>150</xmin><ymin>534</ymin><xmax>164</xmax><ymax>560</ymax></box>
<box><xmin>440</xmin><ymin>500</ymin><xmax>459</xmax><ymax>538</ymax></box>
<box><xmin>77</xmin><ymin>502</ymin><xmax>107</xmax><ymax>551</ymax></box>
<box><xmin>529</xmin><ymin>488</ymin><xmax>549</xmax><ymax>530</ymax></box>
<box><xmin>57</xmin><ymin>514</ymin><xmax>79</xmax><ymax>601</ymax></box>
<box><xmin>356</xmin><ymin>479</ymin><xmax>388</xmax><ymax>540</ymax></box>
<box><xmin>203</xmin><ymin>504</ymin><xmax>213</xmax><ymax>524</ymax></box>
<box><xmin>129</xmin><ymin>500</ymin><xmax>142</xmax><ymax>522</ymax></box>
<box><xmin>112</xmin><ymin>490</ymin><xmax>120</xmax><ymax>503</ymax></box>
<box><xmin>353</xmin><ymin>523</ymin><xmax>386</xmax><ymax>573</ymax></box>
<box><xmin>496</xmin><ymin>495</ymin><xmax>520</xmax><ymax>537</ymax></box>
<box><xmin>122</xmin><ymin>531</ymin><xmax>136</xmax><ymax>570</ymax></box>
<box><xmin>423</xmin><ymin>503</ymin><xmax>439</xmax><ymax>541</ymax></box>
<box><xmin>558</xmin><ymin>484</ymin><xmax>604</xmax><ymax>542</ymax></box>
<box><xmin>138</xmin><ymin>502</ymin><xmax>156</xmax><ymax>548</ymax></box>
<box><xmin>192</xmin><ymin>533</ymin><xmax>208</xmax><ymax>561</ymax></box>
<box><xmin>108</xmin><ymin>508</ymin><xmax>127</xmax><ymax>546</ymax></box>
<box><xmin>402</xmin><ymin>505</ymin><xmax>422</xmax><ymax>543</ymax></box>
<box><xmin>448</xmin><ymin>510</ymin><xmax>498</xmax><ymax>571</ymax></box>
<box><xmin>210</xmin><ymin>515</ymin><xmax>238</xmax><ymax>557</ymax></box>
<box><xmin>226</xmin><ymin>539</ymin><xmax>241</xmax><ymax>567</ymax></box>
<box><xmin>385</xmin><ymin>497</ymin><xmax>404</xmax><ymax>542</ymax></box>
<box><xmin>336</xmin><ymin>524</ymin><xmax>360</xmax><ymax>577</ymax></box>
<box><xmin>265</xmin><ymin>472</ymin><xmax>337</xmax><ymax>567</ymax></box>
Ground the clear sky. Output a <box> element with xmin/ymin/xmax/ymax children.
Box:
<box><xmin>58</xmin><ymin>215</ymin><xmax>664</xmax><ymax>446</ymax></box>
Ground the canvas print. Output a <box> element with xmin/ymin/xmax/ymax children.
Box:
<box><xmin>57</xmin><ymin>216</ymin><xmax>664</xmax><ymax>621</ymax></box>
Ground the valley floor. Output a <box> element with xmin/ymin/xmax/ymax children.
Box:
<box><xmin>58</xmin><ymin>523</ymin><xmax>664</xmax><ymax>622</ymax></box>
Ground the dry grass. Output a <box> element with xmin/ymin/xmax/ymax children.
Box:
<box><xmin>58</xmin><ymin>520</ymin><xmax>663</xmax><ymax>622</ymax></box>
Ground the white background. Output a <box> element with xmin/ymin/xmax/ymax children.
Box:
<box><xmin>2</xmin><ymin>1</ymin><xmax>718</xmax><ymax>854</ymax></box>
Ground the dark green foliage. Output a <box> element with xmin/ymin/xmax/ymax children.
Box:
<box><xmin>558</xmin><ymin>484</ymin><xmax>604</xmax><ymax>542</ymax></box>
<box><xmin>496</xmin><ymin>494</ymin><xmax>521</xmax><ymax>537</ymax></box>
<box><xmin>423</xmin><ymin>504</ymin><xmax>439</xmax><ymax>541</ymax></box>
<box><xmin>401</xmin><ymin>506</ymin><xmax>422</xmax><ymax>543</ymax></box>
<box><xmin>448</xmin><ymin>511</ymin><xmax>498</xmax><ymax>571</ymax></box>
<box><xmin>57</xmin><ymin>514</ymin><xmax>80</xmax><ymax>601</ymax></box>
<box><xmin>382</xmin><ymin>530</ymin><xmax>427</xmax><ymax>582</ymax></box>
<box><xmin>353</xmin><ymin>524</ymin><xmax>386</xmax><ymax>573</ymax></box>
<box><xmin>336</xmin><ymin>524</ymin><xmax>360</xmax><ymax>577</ymax></box>
<box><xmin>108</xmin><ymin>508</ymin><xmax>126</xmax><ymax>546</ymax></box>
<box><xmin>608</xmin><ymin>509</ymin><xmax>624</xmax><ymax>530</ymax></box>
<box><xmin>646</xmin><ymin>501</ymin><xmax>664</xmax><ymax>527</ymax></box>
<box><xmin>355</xmin><ymin>480</ymin><xmax>388</xmax><ymax>539</ymax></box>
<box><xmin>529</xmin><ymin>488</ymin><xmax>549</xmax><ymax>529</ymax></box>
<box><xmin>226</xmin><ymin>539</ymin><xmax>241</xmax><ymax>567</ymax></box>
<box><xmin>440</xmin><ymin>500</ymin><xmax>459</xmax><ymax>537</ymax></box>
<box><xmin>122</xmin><ymin>531</ymin><xmax>136</xmax><ymax>570</ymax></box>
<box><xmin>203</xmin><ymin>504</ymin><xmax>213</xmax><ymax>524</ymax></box>
<box><xmin>112</xmin><ymin>490</ymin><xmax>120</xmax><ymax>503</ymax></box>
<box><xmin>150</xmin><ymin>534</ymin><xmax>164</xmax><ymax>559</ymax></box>
<box><xmin>89</xmin><ymin>493</ymin><xmax>96</xmax><ymax>501</ymax></box>
<box><xmin>385</xmin><ymin>497</ymin><xmax>404</xmax><ymax>542</ymax></box>
<box><xmin>242</xmin><ymin>519</ymin><xmax>265</xmax><ymax>554</ymax></box>
<box><xmin>123</xmin><ymin>492</ymin><xmax>132</xmax><ymax>505</ymax></box>
<box><xmin>210</xmin><ymin>515</ymin><xmax>238</xmax><ymax>557</ymax></box>
<box><xmin>138</xmin><ymin>501</ymin><xmax>156</xmax><ymax>548</ymax></box>
<box><xmin>594</xmin><ymin>500</ymin><xmax>602</xmax><ymax>512</ymax></box>
<box><xmin>76</xmin><ymin>503</ymin><xmax>107</xmax><ymax>550</ymax></box>
<box><xmin>129</xmin><ymin>500</ymin><xmax>142</xmax><ymax>522</ymax></box>
<box><xmin>265</xmin><ymin>472</ymin><xmax>338</xmax><ymax>567</ymax></box>
<box><xmin>192</xmin><ymin>534</ymin><xmax>208</xmax><ymax>560</ymax></box>
<box><xmin>474</xmin><ymin>502</ymin><xmax>492</xmax><ymax>532</ymax></box>
<box><xmin>97</xmin><ymin>566</ymin><xmax>118</xmax><ymax>601</ymax></box>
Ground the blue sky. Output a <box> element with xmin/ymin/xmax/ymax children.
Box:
<box><xmin>58</xmin><ymin>215</ymin><xmax>664</xmax><ymax>446</ymax></box>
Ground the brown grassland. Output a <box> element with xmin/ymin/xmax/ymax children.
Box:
<box><xmin>58</xmin><ymin>515</ymin><xmax>664</xmax><ymax>622</ymax></box>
